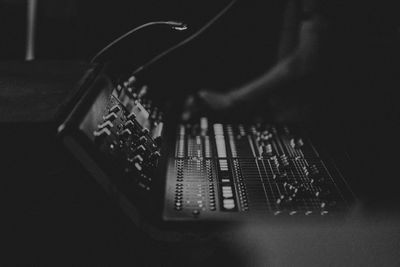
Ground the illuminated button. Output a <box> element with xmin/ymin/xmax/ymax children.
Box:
<box><xmin>219</xmin><ymin>159</ymin><xmax>229</xmax><ymax>171</ymax></box>
<box><xmin>222</xmin><ymin>186</ymin><xmax>233</xmax><ymax>198</ymax></box>
<box><xmin>213</xmin><ymin>124</ymin><xmax>223</xmax><ymax>133</ymax></box>
<box><xmin>214</xmin><ymin>124</ymin><xmax>227</xmax><ymax>158</ymax></box>
<box><xmin>223</xmin><ymin>199</ymin><xmax>235</xmax><ymax>210</ymax></box>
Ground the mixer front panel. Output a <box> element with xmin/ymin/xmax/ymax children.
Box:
<box><xmin>163</xmin><ymin>120</ymin><xmax>354</xmax><ymax>221</ymax></box>
<box><xmin>59</xmin><ymin>71</ymin><xmax>354</xmax><ymax>222</ymax></box>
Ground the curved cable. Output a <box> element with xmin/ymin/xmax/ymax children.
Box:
<box><xmin>132</xmin><ymin>0</ymin><xmax>238</xmax><ymax>75</ymax></box>
<box><xmin>90</xmin><ymin>21</ymin><xmax>188</xmax><ymax>64</ymax></box>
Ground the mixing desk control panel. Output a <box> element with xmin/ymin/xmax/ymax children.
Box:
<box><xmin>163</xmin><ymin>119</ymin><xmax>354</xmax><ymax>221</ymax></box>
<box><xmin>86</xmin><ymin>80</ymin><xmax>164</xmax><ymax>191</ymax></box>
<box><xmin>59</xmin><ymin>68</ymin><xmax>354</xmax><ymax>223</ymax></box>
<box><xmin>60</xmin><ymin>73</ymin><xmax>165</xmax><ymax>196</ymax></box>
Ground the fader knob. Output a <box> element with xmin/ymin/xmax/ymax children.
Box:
<box><xmin>124</xmin><ymin>120</ymin><xmax>135</xmax><ymax>129</ymax></box>
<box><xmin>261</xmin><ymin>143</ymin><xmax>273</xmax><ymax>156</ymax></box>
<box><xmin>296</xmin><ymin>138</ymin><xmax>304</xmax><ymax>148</ymax></box>
<box><xmin>136</xmin><ymin>145</ymin><xmax>146</xmax><ymax>154</ymax></box>
<box><xmin>98</xmin><ymin>120</ymin><xmax>114</xmax><ymax>129</ymax></box>
<box><xmin>134</xmin><ymin>162</ymin><xmax>143</xmax><ymax>171</ymax></box>
<box><xmin>103</xmin><ymin>112</ymin><xmax>118</xmax><ymax>121</ymax></box>
<box><xmin>127</xmin><ymin>113</ymin><xmax>136</xmax><ymax>120</ymax></box>
<box><xmin>127</xmin><ymin>76</ymin><xmax>136</xmax><ymax>86</ymax></box>
<box><xmin>133</xmin><ymin>155</ymin><xmax>143</xmax><ymax>163</ymax></box>
<box><xmin>94</xmin><ymin>128</ymin><xmax>111</xmax><ymax>138</ymax></box>
<box><xmin>141</xmin><ymin>128</ymin><xmax>150</xmax><ymax>135</ymax></box>
<box><xmin>139</xmin><ymin>136</ymin><xmax>147</xmax><ymax>144</ymax></box>
<box><xmin>261</xmin><ymin>131</ymin><xmax>273</xmax><ymax>142</ymax></box>
<box><xmin>120</xmin><ymin>129</ymin><xmax>132</xmax><ymax>138</ymax></box>
<box><xmin>127</xmin><ymin>155</ymin><xmax>143</xmax><ymax>167</ymax></box>
<box><xmin>302</xmin><ymin>166</ymin><xmax>309</xmax><ymax>177</ymax></box>
<box><xmin>150</xmin><ymin>151</ymin><xmax>161</xmax><ymax>160</ymax></box>
<box><xmin>109</xmin><ymin>105</ymin><xmax>121</xmax><ymax>113</ymax></box>
<box><xmin>290</xmin><ymin>137</ymin><xmax>304</xmax><ymax>149</ymax></box>
<box><xmin>310</xmin><ymin>164</ymin><xmax>320</xmax><ymax>175</ymax></box>
<box><xmin>280</xmin><ymin>154</ymin><xmax>289</xmax><ymax>168</ymax></box>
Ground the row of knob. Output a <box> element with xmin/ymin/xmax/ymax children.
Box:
<box><xmin>258</xmin><ymin>137</ymin><xmax>304</xmax><ymax>157</ymax></box>
<box><xmin>94</xmin><ymin>77</ymin><xmax>163</xmax><ymax>191</ymax></box>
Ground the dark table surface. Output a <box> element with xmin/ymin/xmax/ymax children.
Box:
<box><xmin>0</xmin><ymin>60</ymin><xmax>89</xmax><ymax>122</ymax></box>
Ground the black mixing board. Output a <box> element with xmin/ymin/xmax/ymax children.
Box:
<box><xmin>59</xmin><ymin>67</ymin><xmax>355</xmax><ymax>223</ymax></box>
<box><xmin>163</xmin><ymin>120</ymin><xmax>354</xmax><ymax>221</ymax></box>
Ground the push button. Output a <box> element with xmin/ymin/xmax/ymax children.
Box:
<box><xmin>223</xmin><ymin>199</ymin><xmax>235</xmax><ymax>210</ymax></box>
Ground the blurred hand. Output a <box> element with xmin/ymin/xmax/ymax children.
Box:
<box><xmin>181</xmin><ymin>90</ymin><xmax>236</xmax><ymax>121</ymax></box>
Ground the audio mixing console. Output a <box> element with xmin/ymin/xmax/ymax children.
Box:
<box><xmin>59</xmin><ymin>69</ymin><xmax>355</xmax><ymax>223</ymax></box>
<box><xmin>163</xmin><ymin>120</ymin><xmax>354</xmax><ymax>220</ymax></box>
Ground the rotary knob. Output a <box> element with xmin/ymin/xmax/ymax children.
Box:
<box><xmin>94</xmin><ymin>128</ymin><xmax>111</xmax><ymax>139</ymax></box>
<box><xmin>127</xmin><ymin>112</ymin><xmax>136</xmax><ymax>120</ymax></box>
<box><xmin>290</xmin><ymin>137</ymin><xmax>304</xmax><ymax>149</ymax></box>
<box><xmin>135</xmin><ymin>145</ymin><xmax>146</xmax><ymax>154</ymax></box>
<box><xmin>109</xmin><ymin>105</ymin><xmax>121</xmax><ymax>114</ymax></box>
<box><xmin>120</xmin><ymin>128</ymin><xmax>132</xmax><ymax>138</ymax></box>
<box><xmin>279</xmin><ymin>154</ymin><xmax>290</xmax><ymax>169</ymax></box>
<box><xmin>261</xmin><ymin>143</ymin><xmax>273</xmax><ymax>157</ymax></box>
<box><xmin>103</xmin><ymin>112</ymin><xmax>118</xmax><ymax>121</ymax></box>
<box><xmin>141</xmin><ymin>128</ymin><xmax>150</xmax><ymax>135</ymax></box>
<box><xmin>149</xmin><ymin>151</ymin><xmax>161</xmax><ymax>161</ymax></box>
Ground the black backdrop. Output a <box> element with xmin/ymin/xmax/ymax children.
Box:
<box><xmin>0</xmin><ymin>0</ymin><xmax>231</xmax><ymax>60</ymax></box>
<box><xmin>2</xmin><ymin>1</ymin><xmax>400</xmax><ymax>265</ymax></box>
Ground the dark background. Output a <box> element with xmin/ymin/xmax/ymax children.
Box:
<box><xmin>1</xmin><ymin>0</ymin><xmax>400</xmax><ymax>265</ymax></box>
<box><xmin>0</xmin><ymin>0</ymin><xmax>230</xmax><ymax>60</ymax></box>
